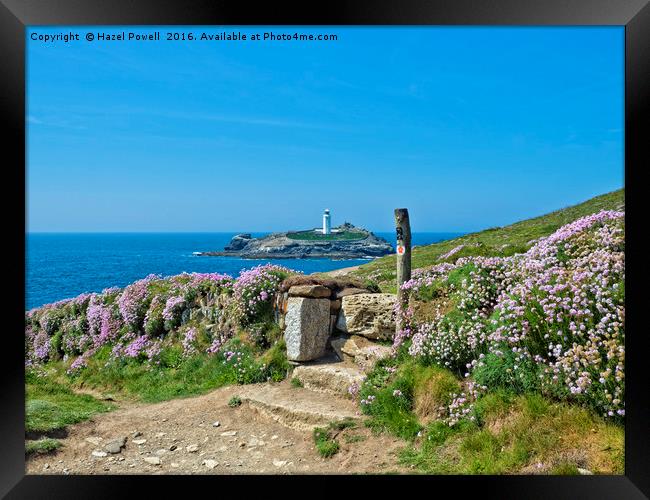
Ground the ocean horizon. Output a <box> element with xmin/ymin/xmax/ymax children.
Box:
<box><xmin>26</xmin><ymin>231</ymin><xmax>463</xmax><ymax>310</ymax></box>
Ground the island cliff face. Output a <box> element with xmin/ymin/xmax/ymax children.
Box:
<box><xmin>198</xmin><ymin>223</ymin><xmax>394</xmax><ymax>259</ymax></box>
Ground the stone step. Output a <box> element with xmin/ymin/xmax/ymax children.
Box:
<box><xmin>330</xmin><ymin>334</ymin><xmax>393</xmax><ymax>372</ymax></box>
<box><xmin>292</xmin><ymin>362</ymin><xmax>365</xmax><ymax>396</ymax></box>
<box><xmin>238</xmin><ymin>383</ymin><xmax>360</xmax><ymax>431</ymax></box>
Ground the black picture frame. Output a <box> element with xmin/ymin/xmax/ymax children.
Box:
<box><xmin>2</xmin><ymin>0</ymin><xmax>648</xmax><ymax>497</ymax></box>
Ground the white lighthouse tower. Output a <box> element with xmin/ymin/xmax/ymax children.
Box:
<box><xmin>322</xmin><ymin>209</ymin><xmax>331</xmax><ymax>235</ymax></box>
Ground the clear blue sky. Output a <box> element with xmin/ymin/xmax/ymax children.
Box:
<box><xmin>27</xmin><ymin>26</ymin><xmax>623</xmax><ymax>233</ymax></box>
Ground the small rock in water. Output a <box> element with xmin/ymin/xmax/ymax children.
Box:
<box><xmin>132</xmin><ymin>431</ymin><xmax>142</xmax><ymax>438</ymax></box>
<box><xmin>273</xmin><ymin>459</ymin><xmax>288</xmax><ymax>467</ymax></box>
<box><xmin>202</xmin><ymin>459</ymin><xmax>219</xmax><ymax>469</ymax></box>
<box><xmin>186</xmin><ymin>444</ymin><xmax>199</xmax><ymax>453</ymax></box>
<box><xmin>169</xmin><ymin>444</ymin><xmax>177</xmax><ymax>451</ymax></box>
<box><xmin>144</xmin><ymin>456</ymin><xmax>161</xmax><ymax>466</ymax></box>
<box><xmin>91</xmin><ymin>451</ymin><xmax>108</xmax><ymax>458</ymax></box>
<box><xmin>220</xmin><ymin>431</ymin><xmax>237</xmax><ymax>437</ymax></box>
<box><xmin>133</xmin><ymin>439</ymin><xmax>147</xmax><ymax>445</ymax></box>
<box><xmin>271</xmin><ymin>435</ymin><xmax>278</xmax><ymax>440</ymax></box>
<box><xmin>171</xmin><ymin>462</ymin><xmax>180</xmax><ymax>468</ymax></box>
<box><xmin>155</xmin><ymin>449</ymin><xmax>167</xmax><ymax>456</ymax></box>
<box><xmin>212</xmin><ymin>421</ymin><xmax>221</xmax><ymax>427</ymax></box>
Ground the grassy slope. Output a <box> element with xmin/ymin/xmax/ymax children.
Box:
<box><xmin>26</xmin><ymin>370</ymin><xmax>115</xmax><ymax>435</ymax></box>
<box><xmin>351</xmin><ymin>190</ymin><xmax>625</xmax><ymax>474</ymax></box>
<box><xmin>351</xmin><ymin>189</ymin><xmax>624</xmax><ymax>292</ymax></box>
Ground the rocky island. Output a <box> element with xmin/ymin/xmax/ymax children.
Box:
<box><xmin>197</xmin><ymin>217</ymin><xmax>394</xmax><ymax>259</ymax></box>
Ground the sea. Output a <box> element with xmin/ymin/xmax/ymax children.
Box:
<box><xmin>25</xmin><ymin>232</ymin><xmax>463</xmax><ymax>310</ymax></box>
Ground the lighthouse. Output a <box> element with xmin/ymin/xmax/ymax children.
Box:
<box><xmin>322</xmin><ymin>209</ymin><xmax>331</xmax><ymax>235</ymax></box>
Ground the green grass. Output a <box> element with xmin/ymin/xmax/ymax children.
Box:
<box><xmin>350</xmin><ymin>189</ymin><xmax>624</xmax><ymax>291</ymax></box>
<box><xmin>355</xmin><ymin>357</ymin><xmax>623</xmax><ymax>475</ymax></box>
<box><xmin>290</xmin><ymin>377</ymin><xmax>303</xmax><ymax>388</ymax></box>
<box><xmin>26</xmin><ymin>370</ymin><xmax>114</xmax><ymax>434</ymax></box>
<box><xmin>313</xmin><ymin>419</ymin><xmax>356</xmax><ymax>458</ymax></box>
<box><xmin>344</xmin><ymin>434</ymin><xmax>367</xmax><ymax>444</ymax></box>
<box><xmin>67</xmin><ymin>337</ymin><xmax>289</xmax><ymax>404</ymax></box>
<box><xmin>314</xmin><ymin>427</ymin><xmax>340</xmax><ymax>458</ymax></box>
<box><xmin>228</xmin><ymin>395</ymin><xmax>242</xmax><ymax>407</ymax></box>
<box><xmin>399</xmin><ymin>391</ymin><xmax>624</xmax><ymax>475</ymax></box>
<box><xmin>360</xmin><ymin>359</ymin><xmax>424</xmax><ymax>440</ymax></box>
<box><xmin>25</xmin><ymin>438</ymin><xmax>62</xmax><ymax>455</ymax></box>
<box><xmin>286</xmin><ymin>229</ymin><xmax>367</xmax><ymax>241</ymax></box>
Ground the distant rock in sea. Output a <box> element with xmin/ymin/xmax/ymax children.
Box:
<box><xmin>196</xmin><ymin>223</ymin><xmax>393</xmax><ymax>259</ymax></box>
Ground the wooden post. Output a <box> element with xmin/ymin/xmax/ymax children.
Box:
<box><xmin>394</xmin><ymin>208</ymin><xmax>412</xmax><ymax>304</ymax></box>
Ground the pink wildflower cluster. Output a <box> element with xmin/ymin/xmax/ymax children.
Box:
<box><xmin>439</xmin><ymin>244</ymin><xmax>465</xmax><ymax>261</ymax></box>
<box><xmin>395</xmin><ymin>210</ymin><xmax>625</xmax><ymax>420</ymax></box>
<box><xmin>360</xmin><ymin>394</ymin><xmax>376</xmax><ymax>406</ymax></box>
<box><xmin>162</xmin><ymin>296</ymin><xmax>186</xmax><ymax>322</ymax></box>
<box><xmin>25</xmin><ymin>265</ymin><xmax>297</xmax><ymax>375</ymax></box>
<box><xmin>348</xmin><ymin>382</ymin><xmax>360</xmax><ymax>398</ymax></box>
<box><xmin>123</xmin><ymin>335</ymin><xmax>150</xmax><ymax>358</ymax></box>
<box><xmin>232</xmin><ymin>264</ymin><xmax>296</xmax><ymax>324</ymax></box>
<box><xmin>32</xmin><ymin>331</ymin><xmax>51</xmax><ymax>362</ymax></box>
<box><xmin>207</xmin><ymin>334</ymin><xmax>228</xmax><ymax>355</ymax></box>
<box><xmin>445</xmin><ymin>382</ymin><xmax>485</xmax><ymax>426</ymax></box>
<box><xmin>118</xmin><ymin>275</ymin><xmax>158</xmax><ymax>326</ymax></box>
<box><xmin>67</xmin><ymin>353</ymin><xmax>90</xmax><ymax>375</ymax></box>
<box><xmin>182</xmin><ymin>327</ymin><xmax>198</xmax><ymax>357</ymax></box>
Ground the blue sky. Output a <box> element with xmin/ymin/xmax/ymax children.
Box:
<box><xmin>27</xmin><ymin>26</ymin><xmax>623</xmax><ymax>232</ymax></box>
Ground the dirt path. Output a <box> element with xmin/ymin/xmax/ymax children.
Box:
<box><xmin>26</xmin><ymin>382</ymin><xmax>411</xmax><ymax>475</ymax></box>
<box><xmin>321</xmin><ymin>265</ymin><xmax>361</xmax><ymax>278</ymax></box>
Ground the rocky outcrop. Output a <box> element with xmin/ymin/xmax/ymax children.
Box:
<box><xmin>223</xmin><ymin>233</ymin><xmax>252</xmax><ymax>251</ymax></box>
<box><xmin>197</xmin><ymin>224</ymin><xmax>393</xmax><ymax>259</ymax></box>
<box><xmin>335</xmin><ymin>293</ymin><xmax>397</xmax><ymax>340</ymax></box>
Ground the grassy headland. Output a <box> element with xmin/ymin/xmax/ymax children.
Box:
<box><xmin>350</xmin><ymin>189</ymin><xmax>624</xmax><ymax>292</ymax></box>
<box><xmin>286</xmin><ymin>229</ymin><xmax>367</xmax><ymax>241</ymax></box>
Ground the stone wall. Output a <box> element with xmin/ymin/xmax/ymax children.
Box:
<box><xmin>274</xmin><ymin>278</ymin><xmax>396</xmax><ymax>362</ymax></box>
